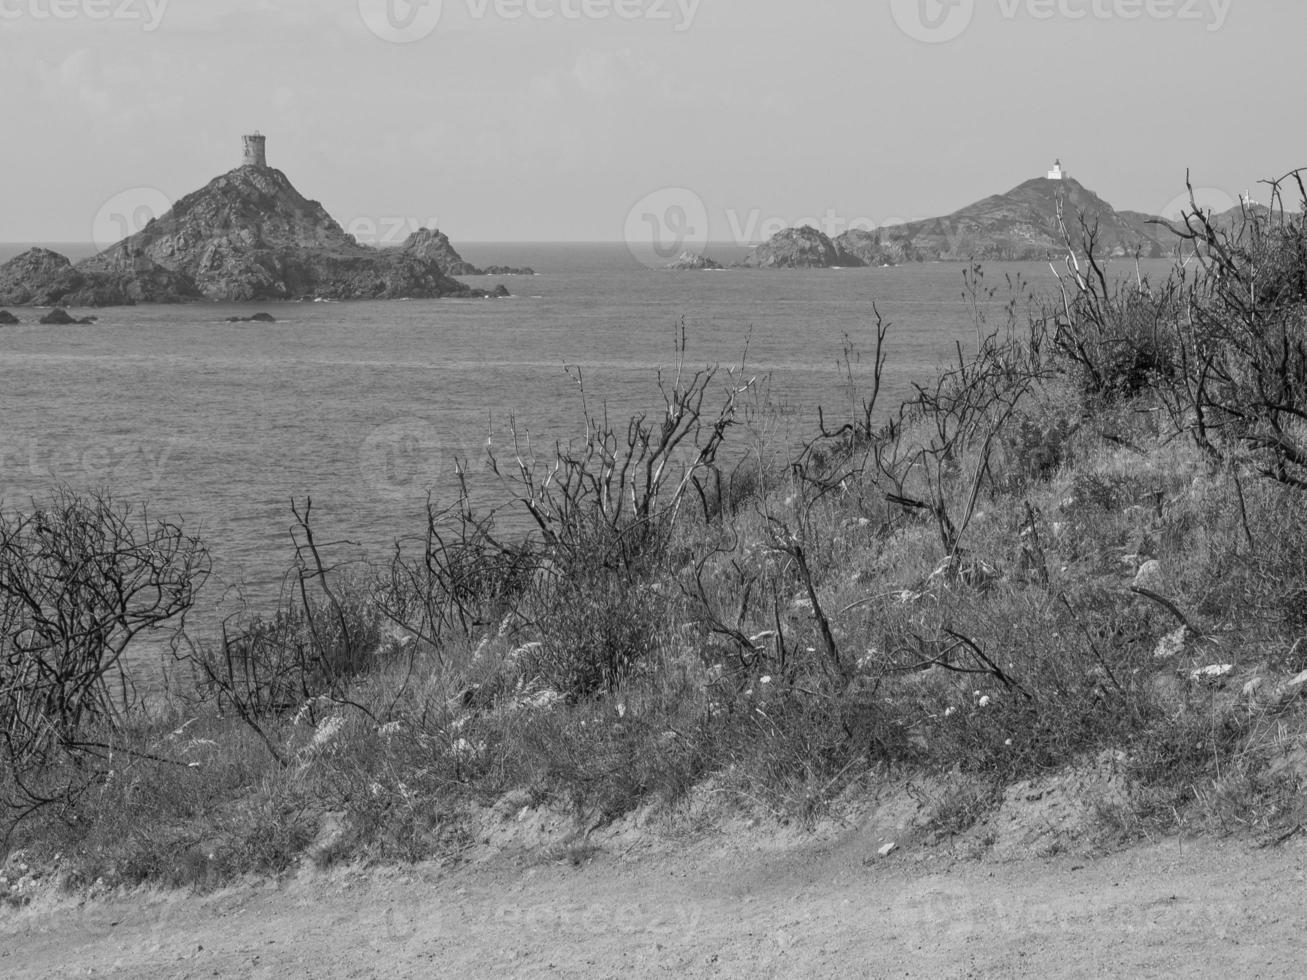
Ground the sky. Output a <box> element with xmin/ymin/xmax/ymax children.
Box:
<box><xmin>1</xmin><ymin>0</ymin><xmax>1302</xmax><ymax>244</ymax></box>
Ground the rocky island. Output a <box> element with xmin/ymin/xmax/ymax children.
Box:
<box><xmin>738</xmin><ymin>225</ymin><xmax>863</xmax><ymax>269</ymax></box>
<box><xmin>38</xmin><ymin>308</ymin><xmax>98</xmax><ymax>325</ymax></box>
<box><xmin>738</xmin><ymin>162</ymin><xmax>1172</xmax><ymax>269</ymax></box>
<box><xmin>0</xmin><ymin>135</ymin><xmax>520</xmax><ymax>307</ymax></box>
<box><xmin>848</xmin><ymin>168</ymin><xmax>1167</xmax><ymax>262</ymax></box>
<box><xmin>399</xmin><ymin>227</ymin><xmax>535</xmax><ymax>277</ymax></box>
<box><xmin>665</xmin><ymin>250</ymin><xmax>723</xmax><ymax>271</ymax></box>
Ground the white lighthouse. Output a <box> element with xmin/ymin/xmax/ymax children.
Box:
<box><xmin>1047</xmin><ymin>158</ymin><xmax>1066</xmax><ymax>181</ymax></box>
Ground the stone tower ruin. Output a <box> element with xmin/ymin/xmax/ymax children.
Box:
<box><xmin>243</xmin><ymin>132</ymin><xmax>267</xmax><ymax>168</ymax></box>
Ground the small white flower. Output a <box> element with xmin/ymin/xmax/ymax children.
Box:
<box><xmin>760</xmin><ymin>676</ymin><xmax>773</xmax><ymax>685</ymax></box>
<box><xmin>1004</xmin><ymin>739</ymin><xmax>1013</xmax><ymax>747</ymax></box>
<box><xmin>944</xmin><ymin>706</ymin><xmax>956</xmax><ymax>718</ymax></box>
<box><xmin>978</xmin><ymin>696</ymin><xmax>992</xmax><ymax>709</ymax></box>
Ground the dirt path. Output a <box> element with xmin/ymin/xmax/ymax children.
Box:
<box><xmin>4</xmin><ymin>828</ymin><xmax>1305</xmax><ymax>979</ymax></box>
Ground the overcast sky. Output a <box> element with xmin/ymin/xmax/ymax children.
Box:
<box><xmin>1</xmin><ymin>0</ymin><xmax>1299</xmax><ymax>244</ymax></box>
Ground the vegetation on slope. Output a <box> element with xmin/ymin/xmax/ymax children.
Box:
<box><xmin>5</xmin><ymin>174</ymin><xmax>1307</xmax><ymax>898</ymax></box>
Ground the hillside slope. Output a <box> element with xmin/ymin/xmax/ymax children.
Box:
<box><xmin>835</xmin><ymin>177</ymin><xmax>1168</xmax><ymax>264</ymax></box>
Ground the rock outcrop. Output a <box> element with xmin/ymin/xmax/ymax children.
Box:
<box><xmin>834</xmin><ymin>228</ymin><xmax>922</xmax><ymax>266</ymax></box>
<box><xmin>400</xmin><ymin>229</ymin><xmax>535</xmax><ymax>277</ymax></box>
<box><xmin>665</xmin><ymin>251</ymin><xmax>723</xmax><ymax>271</ymax></box>
<box><xmin>479</xmin><ymin>265</ymin><xmax>536</xmax><ymax>276</ymax></box>
<box><xmin>224</xmin><ymin>312</ymin><xmax>277</xmax><ymax>323</ymax></box>
<box><xmin>38</xmin><ymin>308</ymin><xmax>98</xmax><ymax>325</ymax></box>
<box><xmin>0</xmin><ymin>248</ymin><xmax>73</xmax><ymax>303</ymax></box>
<box><xmin>400</xmin><ymin>227</ymin><xmax>484</xmax><ymax>276</ymax></box>
<box><xmin>0</xmin><ymin>310</ymin><xmax>18</xmax><ymax>325</ymax></box>
<box><xmin>0</xmin><ymin>164</ymin><xmax>518</xmax><ymax>306</ymax></box>
<box><xmin>739</xmin><ymin>226</ymin><xmax>864</xmax><ymax>269</ymax></box>
<box><xmin>0</xmin><ymin>248</ymin><xmax>202</xmax><ymax>307</ymax></box>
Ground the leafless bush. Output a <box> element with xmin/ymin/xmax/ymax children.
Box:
<box><xmin>489</xmin><ymin>326</ymin><xmax>754</xmax><ymax>574</ymax></box>
<box><xmin>1048</xmin><ymin>214</ymin><xmax>1182</xmax><ymax>401</ymax></box>
<box><xmin>0</xmin><ymin>488</ymin><xmax>208</xmax><ymax>813</ymax></box>
<box><xmin>184</xmin><ymin>500</ymin><xmax>392</xmax><ymax>762</ymax></box>
<box><xmin>879</xmin><ymin>323</ymin><xmax>1043</xmax><ymax>558</ymax></box>
<box><xmin>484</xmin><ymin>330</ymin><xmax>754</xmax><ymax>698</ymax></box>
<box><xmin>380</xmin><ymin>488</ymin><xmax>535</xmax><ymax>652</ymax></box>
<box><xmin>1161</xmin><ymin>171</ymin><xmax>1307</xmax><ymax>489</ymax></box>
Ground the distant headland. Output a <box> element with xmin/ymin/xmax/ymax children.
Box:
<box><xmin>0</xmin><ymin>134</ymin><xmax>532</xmax><ymax>308</ymax></box>
<box><xmin>673</xmin><ymin>159</ymin><xmax>1198</xmax><ymax>272</ymax></box>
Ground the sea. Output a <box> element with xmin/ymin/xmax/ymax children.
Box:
<box><xmin>0</xmin><ymin>242</ymin><xmax>1178</xmax><ymax>633</ymax></box>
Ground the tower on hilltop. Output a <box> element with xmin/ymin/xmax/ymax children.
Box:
<box><xmin>1047</xmin><ymin>158</ymin><xmax>1066</xmax><ymax>181</ymax></box>
<box><xmin>243</xmin><ymin>132</ymin><xmax>267</xmax><ymax>168</ymax></box>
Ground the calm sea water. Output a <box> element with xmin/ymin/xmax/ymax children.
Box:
<box><xmin>0</xmin><ymin>244</ymin><xmax>1176</xmax><ymax>613</ymax></box>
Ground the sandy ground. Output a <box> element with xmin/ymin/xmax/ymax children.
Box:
<box><xmin>3</xmin><ymin>823</ymin><xmax>1305</xmax><ymax>979</ymax></box>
